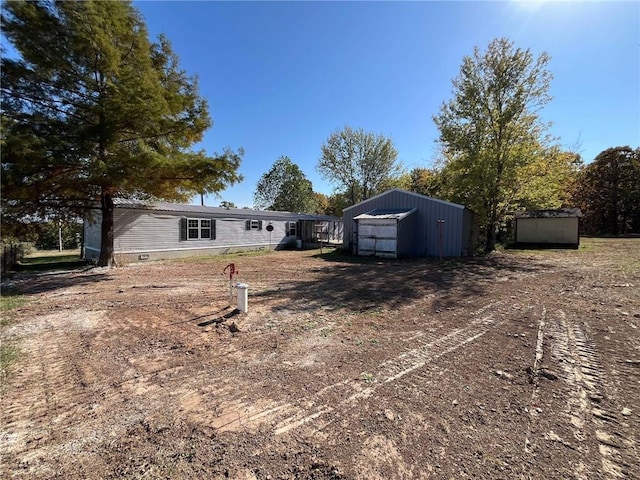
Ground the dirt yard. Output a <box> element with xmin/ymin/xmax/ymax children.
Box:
<box><xmin>1</xmin><ymin>238</ymin><xmax>638</xmax><ymax>479</ymax></box>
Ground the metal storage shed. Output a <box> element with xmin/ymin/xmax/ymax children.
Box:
<box><xmin>515</xmin><ymin>208</ymin><xmax>582</xmax><ymax>248</ymax></box>
<box><xmin>353</xmin><ymin>208</ymin><xmax>417</xmax><ymax>258</ymax></box>
<box><xmin>343</xmin><ymin>189</ymin><xmax>476</xmax><ymax>258</ymax></box>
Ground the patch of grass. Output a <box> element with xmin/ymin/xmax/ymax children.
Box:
<box><xmin>577</xmin><ymin>241</ymin><xmax>598</xmax><ymax>253</ymax></box>
<box><xmin>18</xmin><ymin>250</ymin><xmax>86</xmax><ymax>273</ymax></box>
<box><xmin>0</xmin><ymin>293</ymin><xmax>26</xmax><ymax>327</ymax></box>
<box><xmin>315</xmin><ymin>246</ymin><xmax>338</xmax><ymax>255</ymax></box>
<box><xmin>22</xmin><ymin>254</ymin><xmax>82</xmax><ymax>264</ymax></box>
<box><xmin>218</xmin><ymin>249</ymin><xmax>273</xmax><ymax>259</ymax></box>
<box><xmin>24</xmin><ymin>248</ymin><xmax>80</xmax><ymax>259</ymax></box>
<box><xmin>312</xmin><ymin>249</ymin><xmax>386</xmax><ymax>264</ymax></box>
<box><xmin>319</xmin><ymin>327</ymin><xmax>332</xmax><ymax>338</ymax></box>
<box><xmin>361</xmin><ymin>372</ymin><xmax>375</xmax><ymax>384</ymax></box>
<box><xmin>612</xmin><ymin>254</ymin><xmax>640</xmax><ymax>277</ymax></box>
<box><xmin>172</xmin><ymin>248</ymin><xmax>272</xmax><ymax>264</ymax></box>
<box><xmin>0</xmin><ymin>341</ymin><xmax>20</xmax><ymax>390</ymax></box>
<box><xmin>438</xmin><ymin>259</ymin><xmax>466</xmax><ymax>271</ymax></box>
<box><xmin>299</xmin><ymin>320</ymin><xmax>318</xmax><ymax>332</ymax></box>
<box><xmin>1</xmin><ymin>294</ymin><xmax>25</xmax><ymax>312</ymax></box>
<box><xmin>619</xmin><ymin>264</ymin><xmax>640</xmax><ymax>277</ymax></box>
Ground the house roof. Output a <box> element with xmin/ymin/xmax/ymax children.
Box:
<box><xmin>342</xmin><ymin>188</ymin><xmax>465</xmax><ymax>212</ymax></box>
<box><xmin>354</xmin><ymin>207</ymin><xmax>418</xmax><ymax>221</ymax></box>
<box><xmin>112</xmin><ymin>198</ymin><xmax>341</xmax><ymax>222</ymax></box>
<box><xmin>515</xmin><ymin>208</ymin><xmax>583</xmax><ymax>219</ymax></box>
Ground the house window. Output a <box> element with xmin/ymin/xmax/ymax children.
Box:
<box><xmin>188</xmin><ymin>219</ymin><xmax>199</xmax><ymax>239</ymax></box>
<box><xmin>187</xmin><ymin>218</ymin><xmax>214</xmax><ymax>240</ymax></box>
<box><xmin>245</xmin><ymin>219</ymin><xmax>262</xmax><ymax>230</ymax></box>
<box><xmin>287</xmin><ymin>221</ymin><xmax>297</xmax><ymax>237</ymax></box>
<box><xmin>200</xmin><ymin>219</ymin><xmax>211</xmax><ymax>239</ymax></box>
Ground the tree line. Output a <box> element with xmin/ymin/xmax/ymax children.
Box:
<box><xmin>254</xmin><ymin>38</ymin><xmax>639</xmax><ymax>250</ymax></box>
<box><xmin>255</xmin><ymin>135</ymin><xmax>639</xmax><ymax>244</ymax></box>
<box><xmin>2</xmin><ymin>2</ymin><xmax>638</xmax><ymax>265</ymax></box>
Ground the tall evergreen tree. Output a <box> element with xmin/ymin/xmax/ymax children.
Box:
<box><xmin>433</xmin><ymin>38</ymin><xmax>552</xmax><ymax>251</ymax></box>
<box><xmin>1</xmin><ymin>0</ymin><xmax>242</xmax><ymax>266</ymax></box>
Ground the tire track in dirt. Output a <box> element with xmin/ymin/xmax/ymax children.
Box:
<box><xmin>542</xmin><ymin>309</ymin><xmax>635</xmax><ymax>480</ymax></box>
<box><xmin>198</xmin><ymin>301</ymin><xmax>514</xmax><ymax>437</ymax></box>
<box><xmin>532</xmin><ymin>308</ymin><xmax>596</xmax><ymax>480</ymax></box>
<box><xmin>175</xmin><ymin>379</ymin><xmax>294</xmax><ymax>434</ymax></box>
<box><xmin>1</xmin><ymin>310</ymin><xmax>163</xmax><ymax>476</ymax></box>
<box><xmin>571</xmin><ymin>322</ymin><xmax>634</xmax><ymax>479</ymax></box>
<box><xmin>271</xmin><ymin>301</ymin><xmax>514</xmax><ymax>436</ymax></box>
<box><xmin>1</xmin><ymin>311</ymin><xmax>107</xmax><ymax>474</ymax></box>
<box><xmin>524</xmin><ymin>304</ymin><xmax>546</xmax><ymax>455</ymax></box>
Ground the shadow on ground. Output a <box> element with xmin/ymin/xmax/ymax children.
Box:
<box><xmin>16</xmin><ymin>260</ymin><xmax>89</xmax><ymax>273</ymax></box>
<box><xmin>11</xmin><ymin>268</ymin><xmax>112</xmax><ymax>295</ymax></box>
<box><xmin>196</xmin><ymin>308</ymin><xmax>240</xmax><ymax>327</ymax></box>
<box><xmin>253</xmin><ymin>252</ymin><xmax>551</xmax><ymax>314</ymax></box>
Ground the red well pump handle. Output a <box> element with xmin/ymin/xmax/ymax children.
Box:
<box><xmin>223</xmin><ymin>263</ymin><xmax>238</xmax><ymax>280</ymax></box>
<box><xmin>223</xmin><ymin>263</ymin><xmax>238</xmax><ymax>304</ymax></box>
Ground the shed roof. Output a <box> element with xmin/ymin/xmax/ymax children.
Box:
<box><xmin>354</xmin><ymin>207</ymin><xmax>417</xmax><ymax>221</ymax></box>
<box><xmin>111</xmin><ymin>198</ymin><xmax>340</xmax><ymax>222</ymax></box>
<box><xmin>515</xmin><ymin>208</ymin><xmax>583</xmax><ymax>219</ymax></box>
<box><xmin>343</xmin><ymin>188</ymin><xmax>465</xmax><ymax>212</ymax></box>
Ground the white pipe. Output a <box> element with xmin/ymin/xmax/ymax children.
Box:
<box><xmin>236</xmin><ymin>283</ymin><xmax>249</xmax><ymax>313</ymax></box>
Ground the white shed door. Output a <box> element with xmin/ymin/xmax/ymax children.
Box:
<box><xmin>357</xmin><ymin>220</ymin><xmax>397</xmax><ymax>258</ymax></box>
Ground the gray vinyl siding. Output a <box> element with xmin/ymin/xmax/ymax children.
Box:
<box><xmin>119</xmin><ymin>210</ymin><xmax>296</xmax><ymax>251</ymax></box>
<box><xmin>83</xmin><ymin>206</ymin><xmax>330</xmax><ymax>262</ymax></box>
<box><xmin>343</xmin><ymin>189</ymin><xmax>470</xmax><ymax>257</ymax></box>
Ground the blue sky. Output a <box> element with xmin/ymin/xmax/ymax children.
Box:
<box><xmin>137</xmin><ymin>1</ymin><xmax>638</xmax><ymax>208</ymax></box>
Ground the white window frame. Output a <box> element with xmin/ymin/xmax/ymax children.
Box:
<box><xmin>244</xmin><ymin>219</ymin><xmax>263</xmax><ymax>231</ymax></box>
<box><xmin>187</xmin><ymin>218</ymin><xmax>212</xmax><ymax>240</ymax></box>
<box><xmin>287</xmin><ymin>221</ymin><xmax>297</xmax><ymax>237</ymax></box>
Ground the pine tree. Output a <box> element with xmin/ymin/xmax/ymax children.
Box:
<box><xmin>1</xmin><ymin>0</ymin><xmax>242</xmax><ymax>265</ymax></box>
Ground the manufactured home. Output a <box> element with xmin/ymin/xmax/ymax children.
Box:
<box><xmin>514</xmin><ymin>208</ymin><xmax>582</xmax><ymax>248</ymax></box>
<box><xmin>84</xmin><ymin>199</ymin><xmax>342</xmax><ymax>262</ymax></box>
<box><xmin>343</xmin><ymin>189</ymin><xmax>476</xmax><ymax>258</ymax></box>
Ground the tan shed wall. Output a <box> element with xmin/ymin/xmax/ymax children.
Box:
<box><xmin>516</xmin><ymin>217</ymin><xmax>579</xmax><ymax>244</ymax></box>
